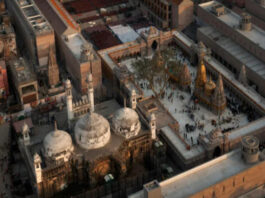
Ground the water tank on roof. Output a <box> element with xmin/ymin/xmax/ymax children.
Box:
<box><xmin>240</xmin><ymin>13</ymin><xmax>252</xmax><ymax>31</ymax></box>
<box><xmin>242</xmin><ymin>136</ymin><xmax>259</xmax><ymax>164</ymax></box>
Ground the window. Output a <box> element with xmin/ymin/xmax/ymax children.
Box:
<box><xmin>223</xmin><ymin>185</ymin><xmax>225</xmax><ymax>192</ymax></box>
<box><xmin>243</xmin><ymin>177</ymin><xmax>245</xmax><ymax>183</ymax></box>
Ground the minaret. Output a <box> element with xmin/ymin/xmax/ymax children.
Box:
<box><xmin>150</xmin><ymin>113</ymin><xmax>156</xmax><ymax>140</ymax></box>
<box><xmin>87</xmin><ymin>73</ymin><xmax>94</xmax><ymax>112</ymax></box>
<box><xmin>212</xmin><ymin>73</ymin><xmax>226</xmax><ymax>114</ymax></box>
<box><xmin>238</xmin><ymin>65</ymin><xmax>248</xmax><ymax>86</ymax></box>
<box><xmin>48</xmin><ymin>48</ymin><xmax>59</xmax><ymax>87</ymax></box>
<box><xmin>130</xmin><ymin>89</ymin><xmax>137</xmax><ymax>110</ymax></box>
<box><xmin>65</xmin><ymin>79</ymin><xmax>73</xmax><ymax>124</ymax></box>
<box><xmin>195</xmin><ymin>59</ymin><xmax>207</xmax><ymax>89</ymax></box>
<box><xmin>21</xmin><ymin>122</ymin><xmax>30</xmax><ymax>145</ymax></box>
<box><xmin>33</xmin><ymin>153</ymin><xmax>42</xmax><ymax>184</ymax></box>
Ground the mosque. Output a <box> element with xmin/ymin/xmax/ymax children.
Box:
<box><xmin>18</xmin><ymin>74</ymin><xmax>157</xmax><ymax>198</ymax></box>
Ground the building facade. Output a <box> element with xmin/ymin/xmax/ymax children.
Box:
<box><xmin>129</xmin><ymin>137</ymin><xmax>265</xmax><ymax>198</ymax></box>
<box><xmin>9</xmin><ymin>57</ymin><xmax>38</xmax><ymax>105</ymax></box>
<box><xmin>197</xmin><ymin>1</ymin><xmax>265</xmax><ymax>97</ymax></box>
<box><xmin>33</xmin><ymin>0</ymin><xmax>101</xmax><ymax>94</ymax></box>
<box><xmin>5</xmin><ymin>0</ymin><xmax>59</xmax><ymax>87</ymax></box>
<box><xmin>18</xmin><ymin>74</ymin><xmax>158</xmax><ymax>198</ymax></box>
<box><xmin>140</xmin><ymin>0</ymin><xmax>194</xmax><ymax>30</ymax></box>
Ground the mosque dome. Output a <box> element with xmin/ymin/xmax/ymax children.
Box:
<box><xmin>74</xmin><ymin>112</ymin><xmax>111</xmax><ymax>150</ymax></box>
<box><xmin>43</xmin><ymin>123</ymin><xmax>74</xmax><ymax>161</ymax></box>
<box><xmin>112</xmin><ymin>107</ymin><xmax>141</xmax><ymax>139</ymax></box>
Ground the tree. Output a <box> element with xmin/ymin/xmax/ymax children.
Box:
<box><xmin>132</xmin><ymin>48</ymin><xmax>175</xmax><ymax>97</ymax></box>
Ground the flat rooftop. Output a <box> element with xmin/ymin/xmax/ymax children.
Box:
<box><xmin>110</xmin><ymin>24</ymin><xmax>140</xmax><ymax>43</ymax></box>
<box><xmin>228</xmin><ymin>117</ymin><xmax>265</xmax><ymax>140</ymax></box>
<box><xmin>64</xmin><ymin>32</ymin><xmax>97</xmax><ymax>63</ymax></box>
<box><xmin>129</xmin><ymin>149</ymin><xmax>259</xmax><ymax>198</ymax></box>
<box><xmin>199</xmin><ymin>1</ymin><xmax>265</xmax><ymax>50</ymax></box>
<box><xmin>198</xmin><ymin>26</ymin><xmax>265</xmax><ymax>79</ymax></box>
<box><xmin>10</xmin><ymin>58</ymin><xmax>36</xmax><ymax>85</ymax></box>
<box><xmin>15</xmin><ymin>0</ymin><xmax>52</xmax><ymax>33</ymax></box>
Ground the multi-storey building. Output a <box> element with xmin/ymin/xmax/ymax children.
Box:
<box><xmin>9</xmin><ymin>57</ymin><xmax>38</xmax><ymax>105</ymax></box>
<box><xmin>140</xmin><ymin>0</ymin><xmax>194</xmax><ymax>30</ymax></box>
<box><xmin>197</xmin><ymin>1</ymin><xmax>265</xmax><ymax>97</ymax></box>
<box><xmin>5</xmin><ymin>0</ymin><xmax>59</xmax><ymax>87</ymax></box>
<box><xmin>34</xmin><ymin>0</ymin><xmax>101</xmax><ymax>94</ymax></box>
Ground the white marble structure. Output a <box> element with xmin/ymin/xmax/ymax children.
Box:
<box><xmin>43</xmin><ymin>122</ymin><xmax>74</xmax><ymax>163</ymax></box>
<box><xmin>112</xmin><ymin>107</ymin><xmax>141</xmax><ymax>139</ymax></box>
<box><xmin>74</xmin><ymin>112</ymin><xmax>111</xmax><ymax>150</ymax></box>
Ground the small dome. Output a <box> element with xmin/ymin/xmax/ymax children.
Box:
<box><xmin>43</xmin><ymin>127</ymin><xmax>73</xmax><ymax>160</ymax></box>
<box><xmin>75</xmin><ymin>113</ymin><xmax>111</xmax><ymax>150</ymax></box>
<box><xmin>112</xmin><ymin>107</ymin><xmax>141</xmax><ymax>139</ymax></box>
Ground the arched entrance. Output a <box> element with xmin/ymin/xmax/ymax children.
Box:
<box><xmin>213</xmin><ymin>146</ymin><xmax>221</xmax><ymax>158</ymax></box>
<box><xmin>151</xmin><ymin>40</ymin><xmax>158</xmax><ymax>50</ymax></box>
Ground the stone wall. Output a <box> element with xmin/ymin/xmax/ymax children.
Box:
<box><xmin>189</xmin><ymin>160</ymin><xmax>265</xmax><ymax>198</ymax></box>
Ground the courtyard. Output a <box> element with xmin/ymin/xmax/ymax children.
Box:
<box><xmin>120</xmin><ymin>47</ymin><xmax>250</xmax><ymax>146</ymax></box>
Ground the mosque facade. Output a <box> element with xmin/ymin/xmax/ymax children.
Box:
<box><xmin>18</xmin><ymin>74</ymin><xmax>157</xmax><ymax>198</ymax></box>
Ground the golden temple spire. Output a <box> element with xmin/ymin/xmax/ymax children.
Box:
<box><xmin>195</xmin><ymin>59</ymin><xmax>207</xmax><ymax>88</ymax></box>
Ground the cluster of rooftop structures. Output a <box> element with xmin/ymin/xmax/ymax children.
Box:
<box><xmin>0</xmin><ymin>0</ymin><xmax>264</xmax><ymax>198</ymax></box>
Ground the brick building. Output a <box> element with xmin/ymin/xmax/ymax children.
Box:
<box><xmin>34</xmin><ymin>0</ymin><xmax>101</xmax><ymax>94</ymax></box>
<box><xmin>9</xmin><ymin>57</ymin><xmax>38</xmax><ymax>105</ymax></box>
<box><xmin>5</xmin><ymin>0</ymin><xmax>59</xmax><ymax>87</ymax></box>
<box><xmin>140</xmin><ymin>0</ymin><xmax>194</xmax><ymax>30</ymax></box>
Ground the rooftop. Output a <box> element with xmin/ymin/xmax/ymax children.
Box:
<box><xmin>64</xmin><ymin>32</ymin><xmax>97</xmax><ymax>63</ymax></box>
<box><xmin>129</xmin><ymin>149</ymin><xmax>259</xmax><ymax>198</ymax></box>
<box><xmin>15</xmin><ymin>0</ymin><xmax>52</xmax><ymax>33</ymax></box>
<box><xmin>198</xmin><ymin>26</ymin><xmax>265</xmax><ymax>79</ymax></box>
<box><xmin>199</xmin><ymin>1</ymin><xmax>265</xmax><ymax>50</ymax></box>
<box><xmin>9</xmin><ymin>57</ymin><xmax>36</xmax><ymax>85</ymax></box>
<box><xmin>109</xmin><ymin>24</ymin><xmax>139</xmax><ymax>43</ymax></box>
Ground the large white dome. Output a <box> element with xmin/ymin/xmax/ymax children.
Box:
<box><xmin>43</xmin><ymin>128</ymin><xmax>74</xmax><ymax>161</ymax></box>
<box><xmin>74</xmin><ymin>112</ymin><xmax>111</xmax><ymax>150</ymax></box>
<box><xmin>112</xmin><ymin>107</ymin><xmax>141</xmax><ymax>139</ymax></box>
